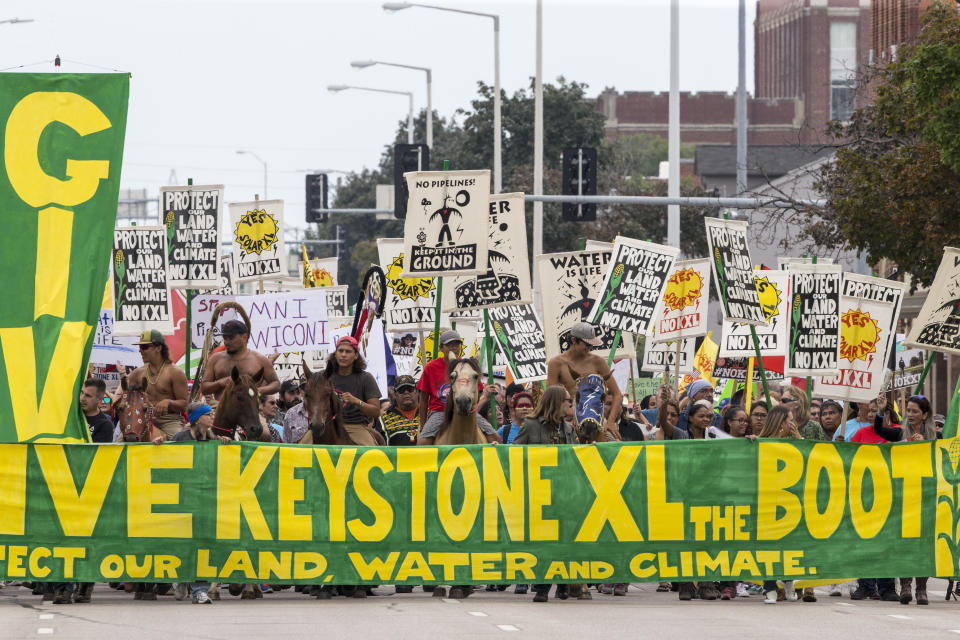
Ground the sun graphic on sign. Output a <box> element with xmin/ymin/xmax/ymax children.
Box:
<box><xmin>386</xmin><ymin>255</ymin><xmax>434</xmax><ymax>301</ymax></box>
<box><xmin>417</xmin><ymin>331</ymin><xmax>466</xmax><ymax>367</ymax></box>
<box><xmin>234</xmin><ymin>209</ymin><xmax>279</xmax><ymax>255</ymax></box>
<box><xmin>754</xmin><ymin>275</ymin><xmax>782</xmax><ymax>323</ymax></box>
<box><xmin>311</xmin><ymin>267</ymin><xmax>334</xmax><ymax>287</ymax></box>
<box><xmin>839</xmin><ymin>308</ymin><xmax>881</xmax><ymax>363</ymax></box>
<box><xmin>662</xmin><ymin>268</ymin><xmax>703</xmax><ymax>311</ymax></box>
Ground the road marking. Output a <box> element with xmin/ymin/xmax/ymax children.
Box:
<box><xmin>38</xmin><ymin>614</ymin><xmax>53</xmax><ymax>620</ymax></box>
<box><xmin>441</xmin><ymin>598</ymin><xmax>460</xmax><ymax>604</ymax></box>
<box><xmin>837</xmin><ymin>602</ymin><xmax>854</xmax><ymax>606</ymax></box>
<box><xmin>888</xmin><ymin>615</ymin><xmax>911</xmax><ymax>620</ymax></box>
<box><xmin>497</xmin><ymin>625</ymin><xmax>519</xmax><ymax>632</ymax></box>
<box><xmin>468</xmin><ymin>611</ymin><xmax>488</xmax><ymax>617</ymax></box>
<box><xmin>37</xmin><ymin>629</ymin><xmax>53</xmax><ymax>635</ymax></box>
<box><xmin>948</xmin><ymin>631</ymin><xmax>960</xmax><ymax>634</ymax></box>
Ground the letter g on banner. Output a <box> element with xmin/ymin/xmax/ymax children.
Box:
<box><xmin>5</xmin><ymin>91</ymin><xmax>111</xmax><ymax>207</ymax></box>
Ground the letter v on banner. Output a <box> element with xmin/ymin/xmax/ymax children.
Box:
<box><xmin>0</xmin><ymin>73</ymin><xmax>130</xmax><ymax>443</ymax></box>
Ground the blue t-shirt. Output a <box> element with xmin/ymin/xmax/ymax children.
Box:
<box><xmin>499</xmin><ymin>422</ymin><xmax>522</xmax><ymax>444</ymax></box>
<box><xmin>834</xmin><ymin>418</ymin><xmax>870</xmax><ymax>441</ymax></box>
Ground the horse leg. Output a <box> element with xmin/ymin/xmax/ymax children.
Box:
<box><xmin>240</xmin><ymin>584</ymin><xmax>256</xmax><ymax>600</ymax></box>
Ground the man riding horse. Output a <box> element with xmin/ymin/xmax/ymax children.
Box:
<box><xmin>200</xmin><ymin>320</ymin><xmax>281</xmax><ymax>401</ymax></box>
<box><xmin>126</xmin><ymin>330</ymin><xmax>189</xmax><ymax>439</ymax></box>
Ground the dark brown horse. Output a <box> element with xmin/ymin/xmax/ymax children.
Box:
<box><xmin>213</xmin><ymin>366</ymin><xmax>270</xmax><ymax>442</ymax></box>
<box><xmin>115</xmin><ymin>384</ymin><xmax>155</xmax><ymax>442</ymax></box>
<box><xmin>298</xmin><ymin>362</ymin><xmax>355</xmax><ymax>445</ymax></box>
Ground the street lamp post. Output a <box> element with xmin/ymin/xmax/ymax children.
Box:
<box><xmin>352</xmin><ymin>59</ymin><xmax>432</xmax><ymax>149</ymax></box>
<box><xmin>383</xmin><ymin>2</ymin><xmax>500</xmax><ymax>193</ymax></box>
<box><xmin>328</xmin><ymin>84</ymin><xmax>414</xmax><ymax>145</ymax></box>
<box><xmin>236</xmin><ymin>150</ymin><xmax>268</xmax><ymax>198</ymax></box>
<box><xmin>0</xmin><ymin>17</ymin><xmax>35</xmax><ymax>24</ymax></box>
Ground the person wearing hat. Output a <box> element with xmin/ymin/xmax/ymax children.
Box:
<box><xmin>416</xmin><ymin>329</ymin><xmax>500</xmax><ymax>444</ymax></box>
<box><xmin>380</xmin><ymin>375</ymin><xmax>421</xmax><ymax>446</ymax></box>
<box><xmin>546</xmin><ymin>321</ymin><xmax>623</xmax><ymax>440</ymax></box>
<box><xmin>200</xmin><ymin>319</ymin><xmax>281</xmax><ymax>399</ymax></box>
<box><xmin>323</xmin><ymin>335</ymin><xmax>385</xmax><ymax>445</ymax></box>
<box><xmin>127</xmin><ymin>329</ymin><xmax>189</xmax><ymax>438</ymax></box>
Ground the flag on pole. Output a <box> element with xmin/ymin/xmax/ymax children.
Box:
<box><xmin>301</xmin><ymin>244</ymin><xmax>316</xmax><ymax>288</ymax></box>
<box><xmin>679</xmin><ymin>332</ymin><xmax>719</xmax><ymax>393</ymax></box>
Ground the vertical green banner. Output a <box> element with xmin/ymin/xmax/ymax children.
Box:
<box><xmin>0</xmin><ymin>73</ymin><xmax>130</xmax><ymax>443</ymax></box>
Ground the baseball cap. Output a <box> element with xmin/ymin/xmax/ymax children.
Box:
<box><xmin>569</xmin><ymin>322</ymin><xmax>602</xmax><ymax>346</ymax></box>
<box><xmin>395</xmin><ymin>375</ymin><xmax>416</xmax><ymax>391</ymax></box>
<box><xmin>439</xmin><ymin>330</ymin><xmax>463</xmax><ymax>345</ymax></box>
<box><xmin>280</xmin><ymin>380</ymin><xmax>300</xmax><ymax>395</ymax></box>
<box><xmin>337</xmin><ymin>335</ymin><xmax>359</xmax><ymax>349</ymax></box>
<box><xmin>135</xmin><ymin>329</ymin><xmax>165</xmax><ymax>346</ymax></box>
<box><xmin>220</xmin><ymin>320</ymin><xmax>248</xmax><ymax>336</ymax></box>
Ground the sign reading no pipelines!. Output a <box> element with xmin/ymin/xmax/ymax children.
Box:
<box><xmin>3</xmin><ymin>439</ymin><xmax>960</xmax><ymax>584</ymax></box>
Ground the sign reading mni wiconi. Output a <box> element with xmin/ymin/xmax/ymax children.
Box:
<box><xmin>230</xmin><ymin>199</ymin><xmax>284</xmax><ymax>282</ymax></box>
<box><xmin>719</xmin><ymin>270</ymin><xmax>789</xmax><ymax>358</ymax></box>
<box><xmin>652</xmin><ymin>258</ymin><xmax>711</xmax><ymax>343</ymax></box>
<box><xmin>112</xmin><ymin>227</ymin><xmax>174</xmax><ymax>336</ymax></box>
<box><xmin>402</xmin><ymin>170</ymin><xmax>490</xmax><ymax>278</ymax></box>
<box><xmin>443</xmin><ymin>193</ymin><xmax>532</xmax><ymax>312</ymax></box>
<box><xmin>785</xmin><ymin>263</ymin><xmax>842</xmax><ymax>377</ymax></box>
<box><xmin>905</xmin><ymin>247</ymin><xmax>960</xmax><ymax>356</ymax></box>
<box><xmin>1</xmin><ymin>438</ymin><xmax>957</xmax><ymax>583</ymax></box>
<box><xmin>587</xmin><ymin>237</ymin><xmax>678</xmax><ymax>336</ymax></box>
<box><xmin>704</xmin><ymin>218</ymin><xmax>767</xmax><ymax>325</ymax></box>
<box><xmin>487</xmin><ymin>304</ymin><xmax>548</xmax><ymax>384</ymax></box>
<box><xmin>160</xmin><ymin>184</ymin><xmax>222</xmax><ymax>290</ymax></box>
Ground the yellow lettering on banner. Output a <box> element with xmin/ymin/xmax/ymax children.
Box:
<box><xmin>689</xmin><ymin>506</ymin><xmax>711</xmax><ymax>541</ymax></box>
<box><xmin>892</xmin><ymin>443</ymin><xmax>933</xmax><ymax>538</ymax></box>
<box><xmin>154</xmin><ymin>555</ymin><xmax>180</xmax><ymax>579</ymax></box>
<box><xmin>52</xmin><ymin>547</ymin><xmax>84</xmax><ymax>578</ymax></box>
<box><xmin>437</xmin><ymin>448</ymin><xmax>481</xmax><ymax>541</ymax></box>
<box><xmin>34</xmin><ymin>207</ymin><xmax>73</xmax><ymax>320</ymax></box>
<box><xmin>680</xmin><ymin>551</ymin><xmax>693</xmax><ymax>576</ymax></box>
<box><xmin>756</xmin><ymin>443</ymin><xmax>803</xmax><ymax>539</ymax></box>
<box><xmin>645</xmin><ymin>445</ymin><xmax>684</xmax><ymax>540</ymax></box>
<box><xmin>0</xmin><ymin>445</ymin><xmax>27</xmax><ymax>535</ymax></box>
<box><xmin>574</xmin><ymin>446</ymin><xmax>643</xmax><ymax>542</ymax></box>
<box><xmin>293</xmin><ymin>552</ymin><xmax>326</xmax><ymax>579</ymax></box>
<box><xmin>277</xmin><ymin>447</ymin><xmax>313</xmax><ymax>541</ymax></box>
<box><xmin>591</xmin><ymin>561</ymin><xmax>614</xmax><ymax>579</ymax></box>
<box><xmin>696</xmin><ymin>550</ymin><xmax>729</xmax><ymax>575</ymax></box>
<box><xmin>315</xmin><ymin>448</ymin><xmax>356</xmax><ymax>542</ymax></box>
<box><xmin>734</xmin><ymin>506</ymin><xmax>751</xmax><ymax>540</ymax></box>
<box><xmin>427</xmin><ymin>552</ymin><xmax>469</xmax><ymax>581</ymax></box>
<box><xmin>755</xmin><ymin>550</ymin><xmax>780</xmax><ymax>575</ymax></box>
<box><xmin>657</xmin><ymin>551</ymin><xmax>678</xmax><ymax>578</ymax></box>
<box><xmin>258</xmin><ymin>551</ymin><xmax>292</xmax><ymax>580</ymax></box>
<box><xmin>349</xmin><ymin>552</ymin><xmax>399</xmax><ymax>581</ymax></box>
<box><xmin>527</xmin><ymin>447</ymin><xmax>558</xmax><ymax>541</ymax></box>
<box><xmin>100</xmin><ymin>554</ymin><xmax>123</xmax><ymax>579</ymax></box>
<box><xmin>36</xmin><ymin>445</ymin><xmax>121</xmax><ymax>536</ymax></box>
<box><xmin>219</xmin><ymin>551</ymin><xmax>257</xmax><ymax>580</ymax></box>
<box><xmin>5</xmin><ymin>91</ymin><xmax>111</xmax><ymax>208</ymax></box>
<box><xmin>471</xmin><ymin>552</ymin><xmax>502</xmax><ymax>581</ymax></box>
<box><xmin>505</xmin><ymin>552</ymin><xmax>537</xmax><ymax>580</ymax></box>
<box><xmin>28</xmin><ymin>547</ymin><xmax>51</xmax><ymax>578</ymax></box>
<box><xmin>127</xmin><ymin>445</ymin><xmax>193</xmax><ymax>538</ymax></box>
<box><xmin>126</xmin><ymin>554</ymin><xmax>152</xmax><ymax>578</ymax></box>
<box><xmin>7</xmin><ymin>545</ymin><xmax>26</xmax><ymax>577</ymax></box>
<box><xmin>803</xmin><ymin>443</ymin><xmax>845</xmax><ymax>539</ymax></box>
<box><xmin>195</xmin><ymin>549</ymin><xmax>217</xmax><ymax>578</ymax></box>
<box><xmin>482</xmin><ymin>447</ymin><xmax>525</xmax><ymax>541</ymax></box>
<box><xmin>544</xmin><ymin>561</ymin><xmax>568</xmax><ymax>580</ymax></box>
<box><xmin>396</xmin><ymin>448</ymin><xmax>437</xmax><ymax>541</ymax></box>
<box><xmin>216</xmin><ymin>446</ymin><xmax>276</xmax><ymax>540</ymax></box>
<box><xmin>849</xmin><ymin>446</ymin><xmax>892</xmax><ymax>538</ymax></box>
<box><xmin>348</xmin><ymin>449</ymin><xmax>394</xmax><ymax>541</ymax></box>
<box><xmin>729</xmin><ymin>550</ymin><xmax>760</xmax><ymax>576</ymax></box>
<box><xmin>783</xmin><ymin>550</ymin><xmax>805</xmax><ymax>576</ymax></box>
<box><xmin>1</xmin><ymin>322</ymin><xmax>93</xmax><ymax>442</ymax></box>
<box><xmin>630</xmin><ymin>553</ymin><xmax>657</xmax><ymax>578</ymax></box>
<box><xmin>396</xmin><ymin>552</ymin><xmax>435</xmax><ymax>581</ymax></box>
<box><xmin>569</xmin><ymin>560</ymin><xmax>589</xmax><ymax>579</ymax></box>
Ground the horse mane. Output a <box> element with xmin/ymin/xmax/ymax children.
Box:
<box><xmin>304</xmin><ymin>370</ymin><xmax>352</xmax><ymax>444</ymax></box>
<box><xmin>441</xmin><ymin>358</ymin><xmax>482</xmax><ymax>425</ymax></box>
<box><xmin>213</xmin><ymin>367</ymin><xmax>263</xmax><ymax>439</ymax></box>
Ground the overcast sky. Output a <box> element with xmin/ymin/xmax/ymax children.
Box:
<box><xmin>3</xmin><ymin>0</ymin><xmax>756</xmax><ymax>230</ymax></box>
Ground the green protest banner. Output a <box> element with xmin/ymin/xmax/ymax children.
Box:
<box><xmin>0</xmin><ymin>73</ymin><xmax>130</xmax><ymax>443</ymax></box>
<box><xmin>1</xmin><ymin>438</ymin><xmax>958</xmax><ymax>584</ymax></box>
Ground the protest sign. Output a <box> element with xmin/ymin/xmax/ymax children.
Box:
<box><xmin>487</xmin><ymin>304</ymin><xmax>548</xmax><ymax>383</ymax></box>
<box><xmin>401</xmin><ymin>170</ymin><xmax>490</xmax><ymax>277</ymax></box>
<box><xmin>112</xmin><ymin>227</ymin><xmax>174</xmax><ymax>336</ymax></box>
<box><xmin>776</xmin><ymin>256</ymin><xmax>834</xmax><ymax>270</ymax></box>
<box><xmin>90</xmin><ymin>308</ymin><xmax>142</xmax><ymax>367</ymax></box>
<box><xmin>841</xmin><ymin>273</ymin><xmax>906</xmax><ymax>372</ymax></box>
<box><xmin>323</xmin><ymin>285</ymin><xmax>350</xmax><ymax>317</ymax></box>
<box><xmin>784</xmin><ymin>263</ymin><xmax>842</xmax><ymax>377</ymax></box>
<box><xmin>536</xmin><ymin>249</ymin><xmax>629</xmax><ymax>360</ymax></box>
<box><xmin>814</xmin><ymin>293</ymin><xmax>896</xmax><ymax>403</ymax></box>
<box><xmin>653</xmin><ymin>258</ymin><xmax>711</xmax><ymax>343</ymax></box>
<box><xmin>229</xmin><ymin>199</ymin><xmax>284</xmax><ymax>282</ymax></box>
<box><xmin>378</xmin><ymin>238</ymin><xmax>438</xmax><ymax>331</ymax></box>
<box><xmin>905</xmin><ymin>247</ymin><xmax>960</xmax><ymax>356</ymax></box>
<box><xmin>3</xmin><ymin>437</ymin><xmax>954</xmax><ymax>583</ymax></box>
<box><xmin>704</xmin><ymin>218</ymin><xmax>766</xmax><ymax>325</ymax></box>
<box><xmin>719</xmin><ymin>270</ymin><xmax>789</xmax><ymax>358</ymax></box>
<box><xmin>442</xmin><ymin>192</ymin><xmax>532</xmax><ymax>311</ymax></box>
<box><xmin>587</xmin><ymin>237</ymin><xmax>678</xmax><ymax>335</ymax></box>
<box><xmin>213</xmin><ymin>254</ymin><xmax>236</xmax><ymax>294</ymax></box>
<box><xmin>302</xmin><ymin>256</ymin><xmax>338</xmax><ymax>288</ymax></box>
<box><xmin>641</xmin><ymin>337</ymin><xmax>694</xmax><ymax>375</ymax></box>
<box><xmin>160</xmin><ymin>184</ymin><xmax>222</xmax><ymax>289</ymax></box>
<box><xmin>712</xmin><ymin>357</ymin><xmax>784</xmax><ymax>383</ymax></box>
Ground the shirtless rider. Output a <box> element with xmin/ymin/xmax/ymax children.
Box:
<box><xmin>200</xmin><ymin>319</ymin><xmax>281</xmax><ymax>399</ymax></box>
<box><xmin>127</xmin><ymin>330</ymin><xmax>189</xmax><ymax>439</ymax></box>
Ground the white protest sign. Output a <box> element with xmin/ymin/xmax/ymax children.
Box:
<box><xmin>161</xmin><ymin>184</ymin><xmax>222</xmax><ymax>289</ymax></box>
<box><xmin>704</xmin><ymin>218</ymin><xmax>766</xmax><ymax>325</ymax></box>
<box><xmin>378</xmin><ymin>238</ymin><xmax>438</xmax><ymax>331</ymax></box>
<box><xmin>652</xmin><ymin>258</ymin><xmax>711</xmax><ymax>343</ymax></box>
<box><xmin>302</xmin><ymin>256</ymin><xmax>338</xmax><ymax>288</ymax></box>
<box><xmin>641</xmin><ymin>337</ymin><xmax>694</xmax><ymax>375</ymax></box>
<box><xmin>904</xmin><ymin>247</ymin><xmax>960</xmax><ymax>356</ymax></box>
<box><xmin>402</xmin><ymin>170</ymin><xmax>490</xmax><ymax>277</ymax></box>
<box><xmin>719</xmin><ymin>270</ymin><xmax>790</xmax><ymax>357</ymax></box>
<box><xmin>112</xmin><ymin>226</ymin><xmax>174</xmax><ymax>336</ymax></box>
<box><xmin>229</xmin><ymin>199</ymin><xmax>284</xmax><ymax>282</ymax></box>
<box><xmin>90</xmin><ymin>308</ymin><xmax>143</xmax><ymax>367</ymax></box>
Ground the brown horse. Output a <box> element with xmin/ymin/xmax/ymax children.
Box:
<box><xmin>115</xmin><ymin>384</ymin><xmax>155</xmax><ymax>442</ymax></box>
<box><xmin>213</xmin><ymin>366</ymin><xmax>271</xmax><ymax>442</ymax></box>
<box><xmin>297</xmin><ymin>363</ymin><xmax>355</xmax><ymax>445</ymax></box>
<box><xmin>435</xmin><ymin>359</ymin><xmax>486</xmax><ymax>446</ymax></box>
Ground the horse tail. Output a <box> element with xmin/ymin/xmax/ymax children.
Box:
<box><xmin>190</xmin><ymin>301</ymin><xmax>253</xmax><ymax>402</ymax></box>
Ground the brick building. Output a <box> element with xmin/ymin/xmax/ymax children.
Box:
<box><xmin>871</xmin><ymin>0</ymin><xmax>936</xmax><ymax>63</ymax></box>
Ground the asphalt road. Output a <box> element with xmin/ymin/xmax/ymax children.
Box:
<box><xmin>5</xmin><ymin>580</ymin><xmax>960</xmax><ymax>639</ymax></box>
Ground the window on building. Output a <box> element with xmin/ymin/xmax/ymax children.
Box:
<box><xmin>830</xmin><ymin>21</ymin><xmax>857</xmax><ymax>122</ymax></box>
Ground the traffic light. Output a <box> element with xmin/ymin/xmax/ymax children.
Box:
<box><xmin>305</xmin><ymin>173</ymin><xmax>328</xmax><ymax>223</ymax></box>
<box><xmin>393</xmin><ymin>143</ymin><xmax>430</xmax><ymax>219</ymax></box>
<box><xmin>561</xmin><ymin>146</ymin><xmax>598</xmax><ymax>221</ymax></box>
